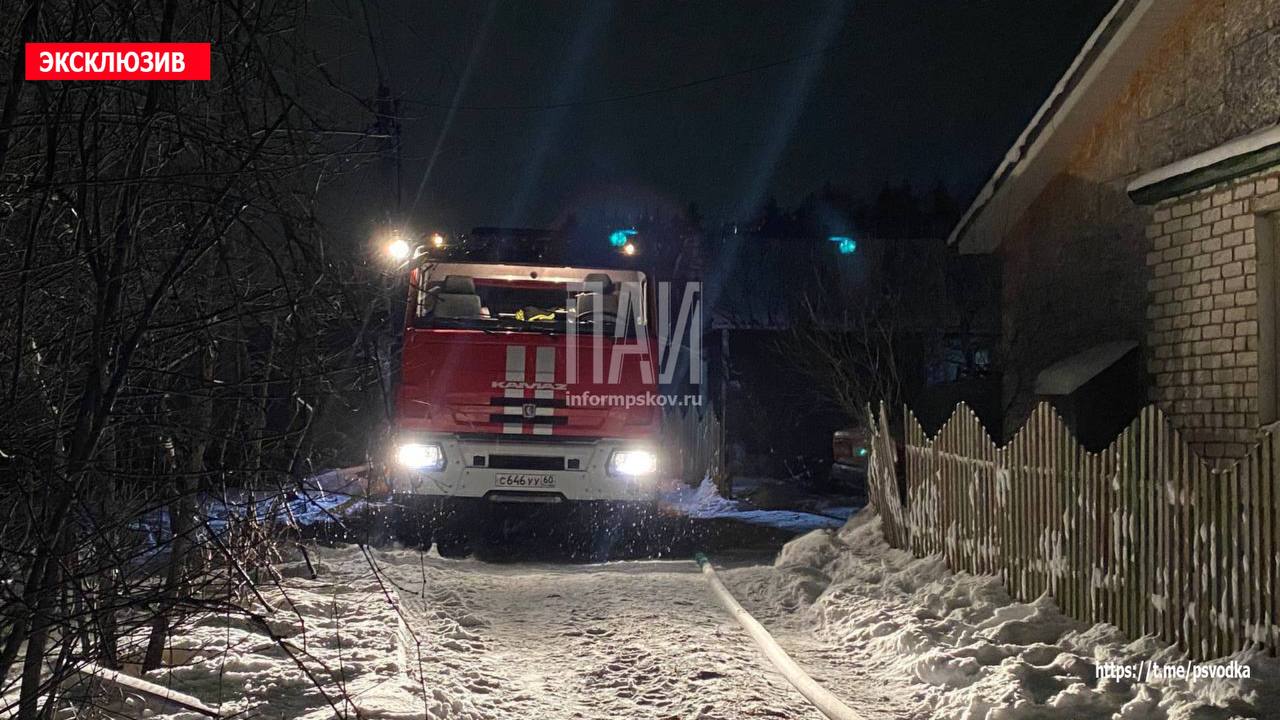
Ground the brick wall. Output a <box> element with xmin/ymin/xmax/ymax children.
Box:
<box><xmin>993</xmin><ymin>0</ymin><xmax>1280</xmax><ymax>457</ymax></box>
<box><xmin>1145</xmin><ymin>172</ymin><xmax>1277</xmax><ymax>457</ymax></box>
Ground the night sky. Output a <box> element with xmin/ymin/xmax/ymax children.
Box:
<box><xmin>316</xmin><ymin>0</ymin><xmax>1117</xmax><ymax>235</ymax></box>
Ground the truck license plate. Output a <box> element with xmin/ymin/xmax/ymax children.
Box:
<box><xmin>494</xmin><ymin>473</ymin><xmax>556</xmax><ymax>489</ymax></box>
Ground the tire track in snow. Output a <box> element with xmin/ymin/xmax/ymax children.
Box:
<box><xmin>366</xmin><ymin>547</ymin><xmax>881</xmax><ymax>719</ymax></box>
<box><xmin>144</xmin><ymin>544</ymin><xmax>908</xmax><ymax>720</ymax></box>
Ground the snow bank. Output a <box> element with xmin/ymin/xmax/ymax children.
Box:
<box><xmin>142</xmin><ymin>551</ymin><xmax>485</xmax><ymax>719</ymax></box>
<box><xmin>203</xmin><ymin>482</ymin><xmax>367</xmax><ymax>532</ymax></box>
<box><xmin>662</xmin><ymin>477</ymin><xmax>849</xmax><ymax>532</ymax></box>
<box><xmin>765</xmin><ymin>509</ymin><xmax>1280</xmax><ymax>720</ymax></box>
<box><xmin>130</xmin><ymin>474</ymin><xmax>369</xmax><ymax>557</ymax></box>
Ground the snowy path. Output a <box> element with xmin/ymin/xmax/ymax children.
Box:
<box><xmin>361</xmin><ymin>547</ymin><xmax>910</xmax><ymax>719</ymax></box>
<box><xmin>148</xmin><ymin>539</ymin><xmax>910</xmax><ymax>720</ymax></box>
<box><xmin>136</xmin><ymin>513</ymin><xmax>1280</xmax><ymax>719</ymax></box>
<box><xmin>139</xmin><ymin>506</ymin><xmax>1280</xmax><ymax>720</ymax></box>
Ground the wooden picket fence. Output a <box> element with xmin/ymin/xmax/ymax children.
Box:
<box><xmin>865</xmin><ymin>402</ymin><xmax>1279</xmax><ymax>661</ymax></box>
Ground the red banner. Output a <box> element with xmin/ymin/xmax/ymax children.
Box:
<box><xmin>25</xmin><ymin>43</ymin><xmax>210</xmax><ymax>81</ymax></box>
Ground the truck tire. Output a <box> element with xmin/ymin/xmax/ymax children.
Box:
<box><xmin>435</xmin><ymin>531</ymin><xmax>472</xmax><ymax>559</ymax></box>
<box><xmin>390</xmin><ymin>496</ymin><xmax>434</xmax><ymax>549</ymax></box>
<box><xmin>359</xmin><ymin>502</ymin><xmax>396</xmax><ymax>547</ymax></box>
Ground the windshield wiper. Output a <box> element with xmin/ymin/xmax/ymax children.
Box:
<box><xmin>420</xmin><ymin>316</ymin><xmax>564</xmax><ymax>335</ymax></box>
<box><xmin>491</xmin><ymin>319</ymin><xmax>562</xmax><ymax>335</ymax></box>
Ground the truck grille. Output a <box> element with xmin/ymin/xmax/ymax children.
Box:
<box><xmin>487</xmin><ymin>413</ymin><xmax>568</xmax><ymax>426</ymax></box>
<box><xmin>489</xmin><ymin>396</ymin><xmax>566</xmax><ymax>408</ymax></box>
<box><xmin>486</xmin><ymin>454</ymin><xmax>565</xmax><ymax>471</ymax></box>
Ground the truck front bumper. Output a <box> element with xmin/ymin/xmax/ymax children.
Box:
<box><xmin>388</xmin><ymin>435</ymin><xmax>659</xmax><ymax>503</ymax></box>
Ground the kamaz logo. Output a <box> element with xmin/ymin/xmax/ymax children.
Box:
<box><xmin>491</xmin><ymin>380</ymin><xmax>567</xmax><ymax>391</ymax></box>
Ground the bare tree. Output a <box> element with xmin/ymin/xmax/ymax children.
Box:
<box><xmin>780</xmin><ymin>283</ymin><xmax>904</xmax><ymax>431</ymax></box>
<box><xmin>0</xmin><ymin>1</ymin><xmax>390</xmax><ymax>716</ymax></box>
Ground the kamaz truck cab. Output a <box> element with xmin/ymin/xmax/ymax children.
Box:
<box><xmin>386</xmin><ymin>229</ymin><xmax>661</xmax><ymax>556</ymax></box>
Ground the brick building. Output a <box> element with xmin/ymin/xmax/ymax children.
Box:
<box><xmin>950</xmin><ymin>0</ymin><xmax>1280</xmax><ymax>459</ymax></box>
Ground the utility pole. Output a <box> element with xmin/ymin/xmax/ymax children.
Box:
<box><xmin>372</xmin><ymin>82</ymin><xmax>403</xmax><ymax>220</ymax></box>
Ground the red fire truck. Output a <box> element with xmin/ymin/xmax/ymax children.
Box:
<box><xmin>385</xmin><ymin>232</ymin><xmax>662</xmax><ymax>556</ymax></box>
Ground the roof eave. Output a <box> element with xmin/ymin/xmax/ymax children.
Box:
<box><xmin>1126</xmin><ymin>122</ymin><xmax>1280</xmax><ymax>204</ymax></box>
<box><xmin>949</xmin><ymin>0</ymin><xmax>1194</xmax><ymax>254</ymax></box>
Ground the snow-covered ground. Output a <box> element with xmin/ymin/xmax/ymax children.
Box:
<box><xmin>737</xmin><ymin>510</ymin><xmax>1280</xmax><ymax>719</ymax></box>
<box><xmin>138</xmin><ymin>544</ymin><xmax>905</xmax><ymax>719</ymax></box>
<box><xmin>661</xmin><ymin>477</ymin><xmax>857</xmax><ymax>533</ymax></box>
<box><xmin>98</xmin><ymin>487</ymin><xmax>1280</xmax><ymax>720</ymax></box>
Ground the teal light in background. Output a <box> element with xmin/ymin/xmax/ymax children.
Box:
<box><xmin>610</xmin><ymin>229</ymin><xmax>637</xmax><ymax>247</ymax></box>
<box><xmin>829</xmin><ymin>235</ymin><xmax>857</xmax><ymax>254</ymax></box>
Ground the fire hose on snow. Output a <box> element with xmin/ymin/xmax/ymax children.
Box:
<box><xmin>695</xmin><ymin>553</ymin><xmax>864</xmax><ymax>720</ymax></box>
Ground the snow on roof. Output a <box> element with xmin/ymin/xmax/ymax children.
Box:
<box><xmin>948</xmin><ymin>0</ymin><xmax>1194</xmax><ymax>254</ymax></box>
<box><xmin>1127</xmin><ymin>121</ymin><xmax>1280</xmax><ymax>198</ymax></box>
<box><xmin>1034</xmin><ymin>339</ymin><xmax>1137</xmax><ymax>396</ymax></box>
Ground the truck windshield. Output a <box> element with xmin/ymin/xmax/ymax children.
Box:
<box><xmin>413</xmin><ymin>276</ymin><xmax>639</xmax><ymax>336</ymax></box>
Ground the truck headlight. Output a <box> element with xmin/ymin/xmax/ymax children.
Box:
<box><xmin>396</xmin><ymin>442</ymin><xmax>445</xmax><ymax>470</ymax></box>
<box><xmin>608</xmin><ymin>449</ymin><xmax>657</xmax><ymax>477</ymax></box>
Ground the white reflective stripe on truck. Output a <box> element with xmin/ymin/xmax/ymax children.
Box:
<box><xmin>534</xmin><ymin>346</ymin><xmax>556</xmax><ymax>435</ymax></box>
<box><xmin>503</xmin><ymin>345</ymin><xmax>526</xmax><ymax>434</ymax></box>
